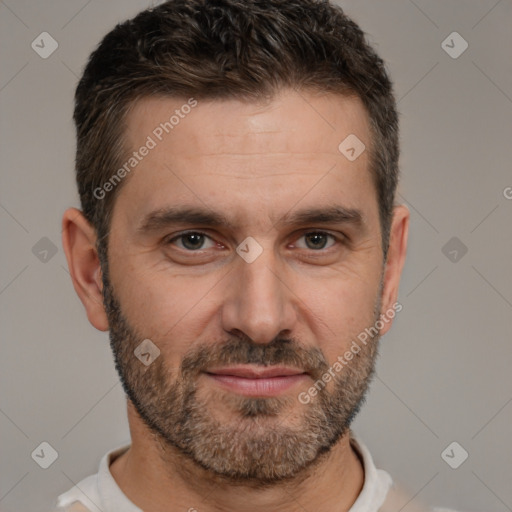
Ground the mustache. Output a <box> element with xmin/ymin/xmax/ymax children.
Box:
<box><xmin>180</xmin><ymin>335</ymin><xmax>330</xmax><ymax>381</ymax></box>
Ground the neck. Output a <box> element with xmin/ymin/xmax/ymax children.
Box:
<box><xmin>110</xmin><ymin>402</ymin><xmax>364</xmax><ymax>512</ymax></box>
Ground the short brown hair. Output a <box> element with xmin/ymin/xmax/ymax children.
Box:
<box><xmin>74</xmin><ymin>0</ymin><xmax>399</xmax><ymax>259</ymax></box>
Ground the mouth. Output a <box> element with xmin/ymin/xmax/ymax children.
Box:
<box><xmin>203</xmin><ymin>365</ymin><xmax>309</xmax><ymax>397</ymax></box>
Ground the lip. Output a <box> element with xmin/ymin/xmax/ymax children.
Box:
<box><xmin>204</xmin><ymin>365</ymin><xmax>308</xmax><ymax>397</ymax></box>
<box><xmin>206</xmin><ymin>365</ymin><xmax>307</xmax><ymax>379</ymax></box>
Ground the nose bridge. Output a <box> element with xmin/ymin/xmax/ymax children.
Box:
<box><xmin>221</xmin><ymin>242</ymin><xmax>295</xmax><ymax>344</ymax></box>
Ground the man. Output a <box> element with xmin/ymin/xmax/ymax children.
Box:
<box><xmin>57</xmin><ymin>1</ymin><xmax>453</xmax><ymax>510</ymax></box>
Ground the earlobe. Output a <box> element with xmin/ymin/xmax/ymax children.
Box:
<box><xmin>378</xmin><ymin>204</ymin><xmax>409</xmax><ymax>336</ymax></box>
<box><xmin>62</xmin><ymin>208</ymin><xmax>109</xmax><ymax>331</ymax></box>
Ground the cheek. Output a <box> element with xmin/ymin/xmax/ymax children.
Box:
<box><xmin>302</xmin><ymin>275</ymin><xmax>380</xmax><ymax>362</ymax></box>
<box><xmin>110</xmin><ymin>262</ymin><xmax>221</xmax><ymax>352</ymax></box>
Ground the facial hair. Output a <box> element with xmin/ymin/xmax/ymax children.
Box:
<box><xmin>101</xmin><ymin>269</ymin><xmax>381</xmax><ymax>486</ymax></box>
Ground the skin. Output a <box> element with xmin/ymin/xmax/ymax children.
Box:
<box><xmin>62</xmin><ymin>89</ymin><xmax>409</xmax><ymax>512</ymax></box>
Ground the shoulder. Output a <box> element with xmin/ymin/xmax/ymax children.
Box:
<box><xmin>49</xmin><ymin>502</ymin><xmax>93</xmax><ymax>512</ymax></box>
<box><xmin>52</xmin><ymin>445</ymin><xmax>132</xmax><ymax>512</ymax></box>
<box><xmin>53</xmin><ymin>474</ymin><xmax>101</xmax><ymax>512</ymax></box>
<box><xmin>51</xmin><ymin>445</ymin><xmax>130</xmax><ymax>512</ymax></box>
<box><xmin>350</xmin><ymin>432</ymin><xmax>465</xmax><ymax>512</ymax></box>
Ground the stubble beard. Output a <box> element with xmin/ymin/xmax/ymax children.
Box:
<box><xmin>101</xmin><ymin>268</ymin><xmax>381</xmax><ymax>486</ymax></box>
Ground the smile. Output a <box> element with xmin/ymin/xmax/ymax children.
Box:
<box><xmin>204</xmin><ymin>366</ymin><xmax>309</xmax><ymax>397</ymax></box>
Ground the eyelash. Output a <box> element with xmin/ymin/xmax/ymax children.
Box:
<box><xmin>165</xmin><ymin>230</ymin><xmax>342</xmax><ymax>252</ymax></box>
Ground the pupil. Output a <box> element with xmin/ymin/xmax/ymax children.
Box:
<box><xmin>184</xmin><ymin>233</ymin><xmax>204</xmax><ymax>250</ymax></box>
<box><xmin>306</xmin><ymin>233</ymin><xmax>326</xmax><ymax>249</ymax></box>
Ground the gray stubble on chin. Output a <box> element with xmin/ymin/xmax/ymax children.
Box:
<box><xmin>103</xmin><ymin>276</ymin><xmax>380</xmax><ymax>483</ymax></box>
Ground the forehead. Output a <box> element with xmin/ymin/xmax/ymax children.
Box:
<box><xmin>115</xmin><ymin>89</ymin><xmax>377</xmax><ymax>230</ymax></box>
<box><xmin>125</xmin><ymin>89</ymin><xmax>370</xmax><ymax>158</ymax></box>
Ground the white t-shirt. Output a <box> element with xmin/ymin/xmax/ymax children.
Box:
<box><xmin>51</xmin><ymin>436</ymin><xmax>456</xmax><ymax>512</ymax></box>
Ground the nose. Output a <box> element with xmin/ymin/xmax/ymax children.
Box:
<box><xmin>221</xmin><ymin>245</ymin><xmax>298</xmax><ymax>344</ymax></box>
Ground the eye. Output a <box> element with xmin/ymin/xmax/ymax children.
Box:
<box><xmin>167</xmin><ymin>231</ymin><xmax>216</xmax><ymax>251</ymax></box>
<box><xmin>294</xmin><ymin>231</ymin><xmax>338</xmax><ymax>250</ymax></box>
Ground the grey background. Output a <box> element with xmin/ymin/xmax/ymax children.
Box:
<box><xmin>1</xmin><ymin>1</ymin><xmax>511</xmax><ymax>511</ymax></box>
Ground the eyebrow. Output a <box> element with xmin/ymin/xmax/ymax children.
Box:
<box><xmin>279</xmin><ymin>206</ymin><xmax>363</xmax><ymax>228</ymax></box>
<box><xmin>138</xmin><ymin>207</ymin><xmax>234</xmax><ymax>233</ymax></box>
<box><xmin>137</xmin><ymin>205</ymin><xmax>364</xmax><ymax>234</ymax></box>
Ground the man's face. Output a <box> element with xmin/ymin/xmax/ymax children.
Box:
<box><xmin>104</xmin><ymin>89</ymin><xmax>386</xmax><ymax>483</ymax></box>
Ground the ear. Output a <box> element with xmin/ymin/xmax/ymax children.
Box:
<box><xmin>62</xmin><ymin>208</ymin><xmax>109</xmax><ymax>331</ymax></box>
<box><xmin>378</xmin><ymin>204</ymin><xmax>409</xmax><ymax>336</ymax></box>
